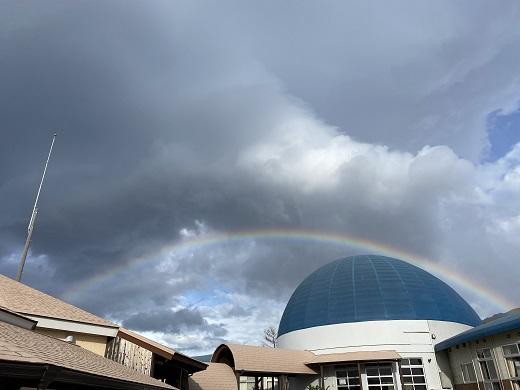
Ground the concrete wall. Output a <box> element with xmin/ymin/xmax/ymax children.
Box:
<box><xmin>445</xmin><ymin>329</ymin><xmax>520</xmax><ymax>390</ymax></box>
<box><xmin>278</xmin><ymin>319</ymin><xmax>473</xmax><ymax>390</ymax></box>
<box><xmin>35</xmin><ymin>327</ymin><xmax>108</xmax><ymax>356</ymax></box>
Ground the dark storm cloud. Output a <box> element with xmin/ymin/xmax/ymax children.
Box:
<box><xmin>1</xmin><ymin>0</ymin><xmax>520</xmax><ymax>354</ymax></box>
<box><xmin>123</xmin><ymin>307</ymin><xmax>227</xmax><ymax>337</ymax></box>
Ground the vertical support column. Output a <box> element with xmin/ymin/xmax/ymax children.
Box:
<box><xmin>393</xmin><ymin>361</ymin><xmax>403</xmax><ymax>390</ymax></box>
<box><xmin>361</xmin><ymin>363</ymin><xmax>368</xmax><ymax>390</ymax></box>
<box><xmin>236</xmin><ymin>371</ymin><xmax>242</xmax><ymax>390</ymax></box>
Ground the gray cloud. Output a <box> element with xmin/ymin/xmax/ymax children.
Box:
<box><xmin>1</xmin><ymin>0</ymin><xmax>519</xmax><ymax>354</ymax></box>
<box><xmin>123</xmin><ymin>307</ymin><xmax>227</xmax><ymax>338</ymax></box>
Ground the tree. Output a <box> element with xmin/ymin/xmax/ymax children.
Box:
<box><xmin>263</xmin><ymin>326</ymin><xmax>278</xmax><ymax>348</ymax></box>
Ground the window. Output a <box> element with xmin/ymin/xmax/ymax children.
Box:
<box><xmin>336</xmin><ymin>364</ymin><xmax>361</xmax><ymax>390</ymax></box>
<box><xmin>239</xmin><ymin>376</ymin><xmax>278</xmax><ymax>390</ymax></box>
<box><xmin>366</xmin><ymin>363</ymin><xmax>395</xmax><ymax>390</ymax></box>
<box><xmin>461</xmin><ymin>362</ymin><xmax>477</xmax><ymax>383</ymax></box>
<box><xmin>240</xmin><ymin>376</ymin><xmax>256</xmax><ymax>390</ymax></box>
<box><xmin>477</xmin><ymin>348</ymin><xmax>501</xmax><ymax>390</ymax></box>
<box><xmin>503</xmin><ymin>343</ymin><xmax>520</xmax><ymax>390</ymax></box>
<box><xmin>401</xmin><ymin>358</ymin><xmax>427</xmax><ymax>390</ymax></box>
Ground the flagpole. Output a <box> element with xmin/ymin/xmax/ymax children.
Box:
<box><xmin>16</xmin><ymin>133</ymin><xmax>57</xmax><ymax>282</ymax></box>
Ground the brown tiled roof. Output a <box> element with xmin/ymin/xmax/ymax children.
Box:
<box><xmin>212</xmin><ymin>344</ymin><xmax>316</xmax><ymax>375</ymax></box>
<box><xmin>0</xmin><ymin>320</ymin><xmax>173</xmax><ymax>389</ymax></box>
<box><xmin>0</xmin><ymin>274</ymin><xmax>116</xmax><ymax>327</ymax></box>
<box><xmin>307</xmin><ymin>350</ymin><xmax>401</xmax><ymax>364</ymax></box>
<box><xmin>189</xmin><ymin>363</ymin><xmax>238</xmax><ymax>390</ymax></box>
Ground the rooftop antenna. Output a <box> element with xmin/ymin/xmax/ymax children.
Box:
<box><xmin>16</xmin><ymin>133</ymin><xmax>57</xmax><ymax>282</ymax></box>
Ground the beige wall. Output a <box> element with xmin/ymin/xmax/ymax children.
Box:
<box><xmin>446</xmin><ymin>329</ymin><xmax>520</xmax><ymax>390</ymax></box>
<box><xmin>36</xmin><ymin>327</ymin><xmax>108</xmax><ymax>356</ymax></box>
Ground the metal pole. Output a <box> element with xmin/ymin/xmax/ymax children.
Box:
<box><xmin>16</xmin><ymin>133</ymin><xmax>57</xmax><ymax>282</ymax></box>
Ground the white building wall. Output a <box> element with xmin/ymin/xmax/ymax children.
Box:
<box><xmin>446</xmin><ymin>330</ymin><xmax>520</xmax><ymax>387</ymax></box>
<box><xmin>278</xmin><ymin>320</ymin><xmax>473</xmax><ymax>390</ymax></box>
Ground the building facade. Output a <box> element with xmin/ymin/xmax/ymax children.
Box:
<box><xmin>0</xmin><ymin>273</ymin><xmax>207</xmax><ymax>389</ymax></box>
<box><xmin>189</xmin><ymin>255</ymin><xmax>519</xmax><ymax>390</ymax></box>
<box><xmin>435</xmin><ymin>310</ymin><xmax>520</xmax><ymax>390</ymax></box>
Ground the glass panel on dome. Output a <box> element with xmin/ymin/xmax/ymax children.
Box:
<box><xmin>278</xmin><ymin>256</ymin><xmax>480</xmax><ymax>336</ymax></box>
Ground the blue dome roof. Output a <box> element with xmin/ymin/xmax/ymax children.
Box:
<box><xmin>278</xmin><ymin>255</ymin><xmax>481</xmax><ymax>336</ymax></box>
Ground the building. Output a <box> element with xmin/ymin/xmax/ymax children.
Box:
<box><xmin>0</xmin><ymin>274</ymin><xmax>118</xmax><ymax>356</ymax></box>
<box><xmin>189</xmin><ymin>254</ymin><xmax>519</xmax><ymax>390</ymax></box>
<box><xmin>0</xmin><ymin>274</ymin><xmax>207</xmax><ymax>389</ymax></box>
<box><xmin>107</xmin><ymin>327</ymin><xmax>207</xmax><ymax>388</ymax></box>
<box><xmin>0</xmin><ymin>306</ymin><xmax>173</xmax><ymax>390</ymax></box>
<box><xmin>435</xmin><ymin>310</ymin><xmax>520</xmax><ymax>390</ymax></box>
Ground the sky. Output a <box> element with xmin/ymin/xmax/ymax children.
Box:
<box><xmin>1</xmin><ymin>0</ymin><xmax>520</xmax><ymax>355</ymax></box>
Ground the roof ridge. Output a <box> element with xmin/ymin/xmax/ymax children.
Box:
<box><xmin>0</xmin><ymin>274</ymin><xmax>117</xmax><ymax>327</ymax></box>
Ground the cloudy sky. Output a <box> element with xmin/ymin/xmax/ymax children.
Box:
<box><xmin>1</xmin><ymin>0</ymin><xmax>520</xmax><ymax>355</ymax></box>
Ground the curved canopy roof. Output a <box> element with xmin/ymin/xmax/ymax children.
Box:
<box><xmin>189</xmin><ymin>363</ymin><xmax>238</xmax><ymax>390</ymax></box>
<box><xmin>211</xmin><ymin>344</ymin><xmax>316</xmax><ymax>375</ymax></box>
<box><xmin>279</xmin><ymin>255</ymin><xmax>481</xmax><ymax>336</ymax></box>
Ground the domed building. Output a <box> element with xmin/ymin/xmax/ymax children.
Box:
<box><xmin>191</xmin><ymin>255</ymin><xmax>520</xmax><ymax>390</ymax></box>
<box><xmin>276</xmin><ymin>255</ymin><xmax>480</xmax><ymax>389</ymax></box>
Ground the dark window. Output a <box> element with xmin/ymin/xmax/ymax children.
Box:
<box><xmin>401</xmin><ymin>358</ymin><xmax>427</xmax><ymax>390</ymax></box>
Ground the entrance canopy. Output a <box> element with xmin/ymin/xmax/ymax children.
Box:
<box><xmin>212</xmin><ymin>343</ymin><xmax>317</xmax><ymax>376</ymax></box>
<box><xmin>212</xmin><ymin>343</ymin><xmax>401</xmax><ymax>376</ymax></box>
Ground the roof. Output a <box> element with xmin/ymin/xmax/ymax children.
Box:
<box><xmin>0</xmin><ymin>320</ymin><xmax>173</xmax><ymax>389</ymax></box>
<box><xmin>118</xmin><ymin>327</ymin><xmax>175</xmax><ymax>359</ymax></box>
<box><xmin>307</xmin><ymin>350</ymin><xmax>401</xmax><ymax>365</ymax></box>
<box><xmin>117</xmin><ymin>328</ymin><xmax>207</xmax><ymax>372</ymax></box>
<box><xmin>0</xmin><ymin>306</ymin><xmax>37</xmax><ymax>330</ymax></box>
<box><xmin>189</xmin><ymin>363</ymin><xmax>238</xmax><ymax>390</ymax></box>
<box><xmin>435</xmin><ymin>310</ymin><xmax>520</xmax><ymax>351</ymax></box>
<box><xmin>0</xmin><ymin>274</ymin><xmax>117</xmax><ymax>328</ymax></box>
<box><xmin>212</xmin><ymin>344</ymin><xmax>316</xmax><ymax>375</ymax></box>
<box><xmin>279</xmin><ymin>255</ymin><xmax>481</xmax><ymax>336</ymax></box>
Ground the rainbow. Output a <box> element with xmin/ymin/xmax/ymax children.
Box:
<box><xmin>65</xmin><ymin>228</ymin><xmax>515</xmax><ymax>311</ymax></box>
